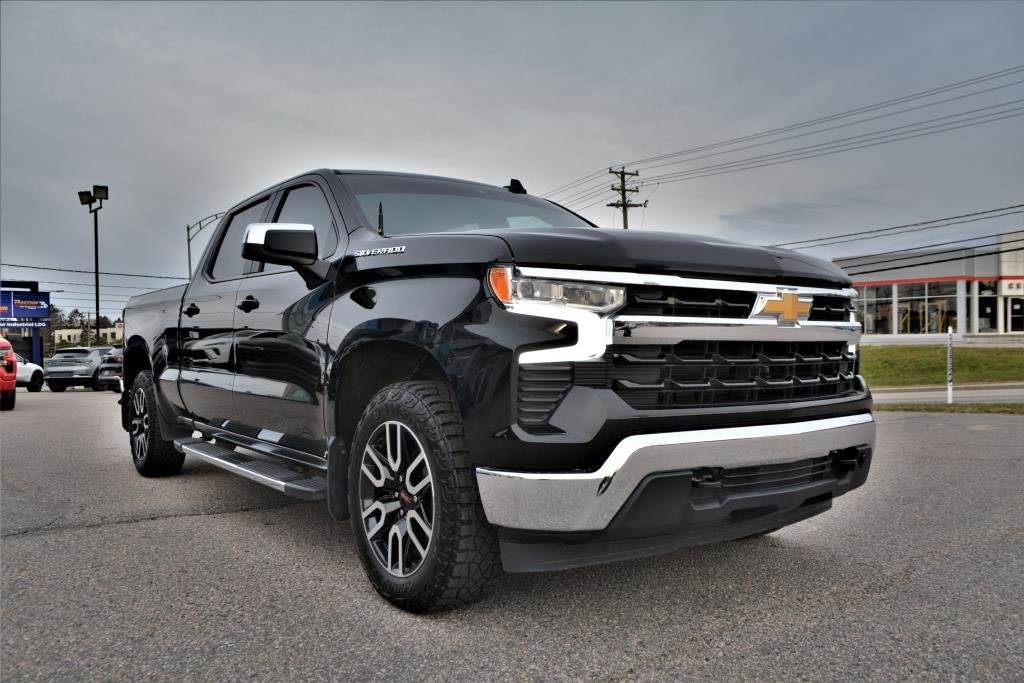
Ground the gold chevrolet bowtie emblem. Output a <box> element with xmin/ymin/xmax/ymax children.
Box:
<box><xmin>758</xmin><ymin>292</ymin><xmax>812</xmax><ymax>323</ymax></box>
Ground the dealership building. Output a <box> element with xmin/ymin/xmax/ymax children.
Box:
<box><xmin>833</xmin><ymin>231</ymin><xmax>1024</xmax><ymax>341</ymax></box>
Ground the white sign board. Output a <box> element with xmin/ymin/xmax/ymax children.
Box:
<box><xmin>999</xmin><ymin>279</ymin><xmax>1024</xmax><ymax>296</ymax></box>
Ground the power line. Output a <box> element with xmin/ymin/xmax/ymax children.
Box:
<box><xmin>543</xmin><ymin>64</ymin><xmax>1024</xmax><ymax>202</ymax></box>
<box><xmin>835</xmin><ymin>229</ymin><xmax>1024</xmax><ymax>261</ymax></box>
<box><xmin>770</xmin><ymin>201</ymin><xmax>1019</xmax><ymax>246</ymax></box>
<box><xmin>541</xmin><ymin>169</ymin><xmax>608</xmax><ymax>199</ymax></box>
<box><xmin>840</xmin><ymin>236</ymin><xmax>1024</xmax><ymax>270</ymax></box>
<box><xmin>632</xmin><ymin>80</ymin><xmax>1024</xmax><ymax>175</ymax></box>
<box><xmin>629</xmin><ymin>110</ymin><xmax>1024</xmax><ymax>191</ymax></box>
<box><xmin>846</xmin><ymin>245</ymin><xmax>1024</xmax><ymax>276</ymax></box>
<box><xmin>620</xmin><ymin>64</ymin><xmax>1024</xmax><ymax>168</ymax></box>
<box><xmin>637</xmin><ymin>103</ymin><xmax>1024</xmax><ymax>185</ymax></box>
<box><xmin>795</xmin><ymin>211</ymin><xmax>1024</xmax><ymax>249</ymax></box>
<box><xmin>2</xmin><ymin>263</ymin><xmax>187</xmax><ymax>280</ymax></box>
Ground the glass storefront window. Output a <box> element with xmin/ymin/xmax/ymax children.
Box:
<box><xmin>901</xmin><ymin>282</ymin><xmax>926</xmax><ymax>299</ymax></box>
<box><xmin>895</xmin><ymin>281</ymin><xmax>957</xmax><ymax>333</ymax></box>
<box><xmin>864</xmin><ymin>301</ymin><xmax>892</xmax><ymax>334</ymax></box>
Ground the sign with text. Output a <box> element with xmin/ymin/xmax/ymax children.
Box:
<box><xmin>0</xmin><ymin>290</ymin><xmax>51</xmax><ymax>319</ymax></box>
<box><xmin>999</xmin><ymin>279</ymin><xmax>1024</xmax><ymax>296</ymax></box>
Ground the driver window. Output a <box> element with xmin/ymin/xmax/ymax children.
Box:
<box><xmin>260</xmin><ymin>184</ymin><xmax>338</xmax><ymax>273</ymax></box>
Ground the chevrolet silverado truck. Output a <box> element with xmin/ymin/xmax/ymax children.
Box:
<box><xmin>120</xmin><ymin>169</ymin><xmax>874</xmax><ymax>612</ymax></box>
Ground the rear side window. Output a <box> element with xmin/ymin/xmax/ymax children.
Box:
<box><xmin>274</xmin><ymin>185</ymin><xmax>338</xmax><ymax>257</ymax></box>
<box><xmin>210</xmin><ymin>199</ymin><xmax>269</xmax><ymax>280</ymax></box>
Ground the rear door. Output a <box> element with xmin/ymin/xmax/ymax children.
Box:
<box><xmin>230</xmin><ymin>177</ymin><xmax>343</xmax><ymax>456</ymax></box>
<box><xmin>177</xmin><ymin>197</ymin><xmax>270</xmax><ymax>423</ymax></box>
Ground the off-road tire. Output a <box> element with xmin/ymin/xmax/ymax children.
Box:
<box><xmin>0</xmin><ymin>390</ymin><xmax>15</xmax><ymax>411</ymax></box>
<box><xmin>129</xmin><ymin>370</ymin><xmax>185</xmax><ymax>476</ymax></box>
<box><xmin>27</xmin><ymin>372</ymin><xmax>44</xmax><ymax>392</ymax></box>
<box><xmin>47</xmin><ymin>381</ymin><xmax>67</xmax><ymax>392</ymax></box>
<box><xmin>348</xmin><ymin>381</ymin><xmax>500</xmax><ymax>612</ymax></box>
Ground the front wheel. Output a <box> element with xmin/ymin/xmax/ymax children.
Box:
<box><xmin>348</xmin><ymin>381</ymin><xmax>499</xmax><ymax>612</ymax></box>
<box><xmin>129</xmin><ymin>370</ymin><xmax>184</xmax><ymax>476</ymax></box>
<box><xmin>27</xmin><ymin>372</ymin><xmax>44</xmax><ymax>392</ymax></box>
<box><xmin>1</xmin><ymin>390</ymin><xmax>14</xmax><ymax>411</ymax></box>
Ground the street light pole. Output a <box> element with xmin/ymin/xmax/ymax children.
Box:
<box><xmin>93</xmin><ymin>207</ymin><xmax>99</xmax><ymax>345</ymax></box>
<box><xmin>78</xmin><ymin>185</ymin><xmax>108</xmax><ymax>347</ymax></box>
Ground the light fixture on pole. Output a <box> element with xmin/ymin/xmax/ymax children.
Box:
<box><xmin>78</xmin><ymin>185</ymin><xmax>108</xmax><ymax>346</ymax></box>
<box><xmin>186</xmin><ymin>212</ymin><xmax>226</xmax><ymax>276</ymax></box>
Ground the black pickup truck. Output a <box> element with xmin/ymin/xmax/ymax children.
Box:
<box><xmin>120</xmin><ymin>169</ymin><xmax>874</xmax><ymax>612</ymax></box>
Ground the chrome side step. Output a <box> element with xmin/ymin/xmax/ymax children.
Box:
<box><xmin>174</xmin><ymin>438</ymin><xmax>327</xmax><ymax>501</ymax></box>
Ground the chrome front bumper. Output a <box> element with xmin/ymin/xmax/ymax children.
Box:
<box><xmin>476</xmin><ymin>413</ymin><xmax>876</xmax><ymax>532</ymax></box>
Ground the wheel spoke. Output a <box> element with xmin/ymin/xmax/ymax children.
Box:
<box><xmin>385</xmin><ymin>422</ymin><xmax>402</xmax><ymax>472</ymax></box>
<box><xmin>361</xmin><ymin>445</ymin><xmax>391</xmax><ymax>487</ymax></box>
<box><xmin>387</xmin><ymin>522</ymin><xmax>406</xmax><ymax>576</ymax></box>
<box><xmin>361</xmin><ymin>499</ymin><xmax>400</xmax><ymax>540</ymax></box>
<box><xmin>406</xmin><ymin>509</ymin><xmax>432</xmax><ymax>557</ymax></box>
<box><xmin>405</xmin><ymin>450</ymin><xmax>431</xmax><ymax>495</ymax></box>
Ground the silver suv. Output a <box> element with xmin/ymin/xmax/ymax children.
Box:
<box><xmin>44</xmin><ymin>347</ymin><xmax>113</xmax><ymax>392</ymax></box>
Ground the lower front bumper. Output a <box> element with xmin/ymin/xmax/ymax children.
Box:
<box><xmin>477</xmin><ymin>413</ymin><xmax>875</xmax><ymax>533</ymax></box>
<box><xmin>476</xmin><ymin>413</ymin><xmax>874</xmax><ymax>571</ymax></box>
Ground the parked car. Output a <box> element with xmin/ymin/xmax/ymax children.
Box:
<box><xmin>14</xmin><ymin>353</ymin><xmax>45</xmax><ymax>392</ymax></box>
<box><xmin>120</xmin><ymin>169</ymin><xmax>873</xmax><ymax>612</ymax></box>
<box><xmin>44</xmin><ymin>346</ymin><xmax>113</xmax><ymax>391</ymax></box>
<box><xmin>96</xmin><ymin>348</ymin><xmax>124</xmax><ymax>392</ymax></box>
<box><xmin>1</xmin><ymin>336</ymin><xmax>16</xmax><ymax>410</ymax></box>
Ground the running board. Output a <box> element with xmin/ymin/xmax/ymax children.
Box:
<box><xmin>174</xmin><ymin>438</ymin><xmax>327</xmax><ymax>501</ymax></box>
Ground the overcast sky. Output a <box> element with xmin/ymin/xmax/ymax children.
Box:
<box><xmin>1</xmin><ymin>1</ymin><xmax>1022</xmax><ymax>314</ymax></box>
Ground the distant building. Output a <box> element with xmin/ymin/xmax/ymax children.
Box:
<box><xmin>833</xmin><ymin>231</ymin><xmax>1024</xmax><ymax>339</ymax></box>
<box><xmin>55</xmin><ymin>324</ymin><xmax>123</xmax><ymax>346</ymax></box>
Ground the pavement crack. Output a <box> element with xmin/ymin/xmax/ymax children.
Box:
<box><xmin>1</xmin><ymin>500</ymin><xmax>304</xmax><ymax>539</ymax></box>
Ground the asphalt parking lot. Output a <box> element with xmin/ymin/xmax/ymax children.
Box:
<box><xmin>2</xmin><ymin>391</ymin><xmax>1022</xmax><ymax>680</ymax></box>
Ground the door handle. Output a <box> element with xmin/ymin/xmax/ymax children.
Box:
<box><xmin>183</xmin><ymin>303</ymin><xmax>200</xmax><ymax>317</ymax></box>
<box><xmin>236</xmin><ymin>295</ymin><xmax>260</xmax><ymax>313</ymax></box>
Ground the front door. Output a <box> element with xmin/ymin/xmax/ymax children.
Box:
<box><xmin>1010</xmin><ymin>298</ymin><xmax>1024</xmax><ymax>332</ymax></box>
<box><xmin>230</xmin><ymin>180</ymin><xmax>341</xmax><ymax>456</ymax></box>
<box><xmin>176</xmin><ymin>197</ymin><xmax>270</xmax><ymax>423</ymax></box>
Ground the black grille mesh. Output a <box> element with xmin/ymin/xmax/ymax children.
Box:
<box><xmin>576</xmin><ymin>340</ymin><xmax>858</xmax><ymax>410</ymax></box>
<box><xmin>621</xmin><ymin>285</ymin><xmax>854</xmax><ymax>322</ymax></box>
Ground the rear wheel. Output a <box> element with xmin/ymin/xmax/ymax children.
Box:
<box><xmin>1</xmin><ymin>390</ymin><xmax>14</xmax><ymax>411</ymax></box>
<box><xmin>348</xmin><ymin>381</ymin><xmax>499</xmax><ymax>612</ymax></box>
<box><xmin>90</xmin><ymin>371</ymin><xmax>103</xmax><ymax>391</ymax></box>
<box><xmin>47</xmin><ymin>381</ymin><xmax>67</xmax><ymax>392</ymax></box>
<box><xmin>129</xmin><ymin>370</ymin><xmax>184</xmax><ymax>476</ymax></box>
<box><xmin>27</xmin><ymin>372</ymin><xmax>44</xmax><ymax>392</ymax></box>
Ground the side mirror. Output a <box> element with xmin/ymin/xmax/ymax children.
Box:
<box><xmin>243</xmin><ymin>223</ymin><xmax>318</xmax><ymax>267</ymax></box>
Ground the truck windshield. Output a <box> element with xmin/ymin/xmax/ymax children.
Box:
<box><xmin>341</xmin><ymin>173</ymin><xmax>593</xmax><ymax>236</ymax></box>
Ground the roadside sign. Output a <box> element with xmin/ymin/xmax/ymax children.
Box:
<box><xmin>0</xmin><ymin>290</ymin><xmax>50</xmax><ymax>318</ymax></box>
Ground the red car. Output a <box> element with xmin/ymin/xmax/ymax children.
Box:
<box><xmin>1</xmin><ymin>336</ymin><xmax>16</xmax><ymax>411</ymax></box>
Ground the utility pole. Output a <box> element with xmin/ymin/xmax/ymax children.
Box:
<box><xmin>607</xmin><ymin>167</ymin><xmax>644</xmax><ymax>229</ymax></box>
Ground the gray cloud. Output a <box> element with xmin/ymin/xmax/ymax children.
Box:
<box><xmin>2</xmin><ymin>1</ymin><xmax>1023</xmax><ymax>312</ymax></box>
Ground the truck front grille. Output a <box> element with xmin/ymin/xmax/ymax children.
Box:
<box><xmin>575</xmin><ymin>340</ymin><xmax>858</xmax><ymax>410</ymax></box>
<box><xmin>622</xmin><ymin>286</ymin><xmax>756</xmax><ymax>318</ymax></box>
<box><xmin>621</xmin><ymin>285</ymin><xmax>854</xmax><ymax>322</ymax></box>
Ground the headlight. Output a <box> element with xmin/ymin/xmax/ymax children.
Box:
<box><xmin>487</xmin><ymin>266</ymin><xmax>625</xmax><ymax>314</ymax></box>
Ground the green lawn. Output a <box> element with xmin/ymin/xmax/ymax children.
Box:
<box><xmin>859</xmin><ymin>345</ymin><xmax>1024</xmax><ymax>387</ymax></box>
<box><xmin>875</xmin><ymin>403</ymin><xmax>1024</xmax><ymax>415</ymax></box>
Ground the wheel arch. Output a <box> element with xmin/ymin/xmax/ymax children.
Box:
<box><xmin>121</xmin><ymin>336</ymin><xmax>151</xmax><ymax>431</ymax></box>
<box><xmin>330</xmin><ymin>338</ymin><xmax>450</xmax><ymax>453</ymax></box>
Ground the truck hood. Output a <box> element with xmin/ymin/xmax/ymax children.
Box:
<box><xmin>472</xmin><ymin>227</ymin><xmax>851</xmax><ymax>288</ymax></box>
